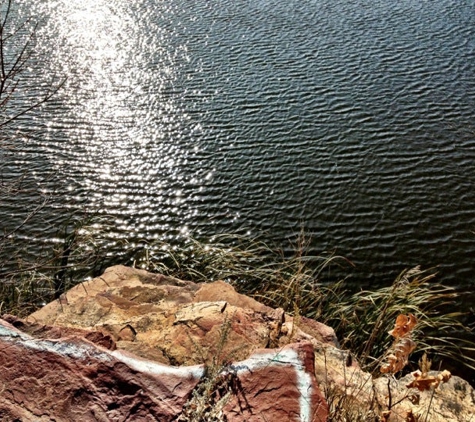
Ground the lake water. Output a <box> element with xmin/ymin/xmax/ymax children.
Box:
<box><xmin>2</xmin><ymin>0</ymin><xmax>475</xmax><ymax>308</ymax></box>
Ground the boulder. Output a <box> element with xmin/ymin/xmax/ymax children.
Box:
<box><xmin>1</xmin><ymin>265</ymin><xmax>330</xmax><ymax>421</ymax></box>
<box><xmin>26</xmin><ymin>265</ymin><xmax>338</xmax><ymax>367</ymax></box>
<box><xmin>3</xmin><ymin>265</ymin><xmax>473</xmax><ymax>421</ymax></box>
<box><xmin>0</xmin><ymin>318</ymin><xmax>326</xmax><ymax>421</ymax></box>
<box><xmin>0</xmin><ymin>318</ymin><xmax>202</xmax><ymax>422</ymax></box>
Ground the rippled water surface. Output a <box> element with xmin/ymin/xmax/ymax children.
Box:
<box><xmin>3</xmin><ymin>0</ymin><xmax>475</xmax><ymax>295</ymax></box>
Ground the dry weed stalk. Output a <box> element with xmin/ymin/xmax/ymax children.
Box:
<box><xmin>378</xmin><ymin>315</ymin><xmax>453</xmax><ymax>422</ymax></box>
<box><xmin>380</xmin><ymin>314</ymin><xmax>418</xmax><ymax>374</ymax></box>
<box><xmin>378</xmin><ymin>313</ymin><xmax>419</xmax><ymax>422</ymax></box>
<box><xmin>406</xmin><ymin>369</ymin><xmax>451</xmax><ymax>392</ymax></box>
<box><xmin>404</xmin><ymin>353</ymin><xmax>451</xmax><ymax>393</ymax></box>
<box><xmin>178</xmin><ymin>315</ymin><xmax>242</xmax><ymax>422</ymax></box>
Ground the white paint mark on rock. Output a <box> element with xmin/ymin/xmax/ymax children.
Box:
<box><xmin>228</xmin><ymin>348</ymin><xmax>313</xmax><ymax>422</ymax></box>
<box><xmin>0</xmin><ymin>322</ymin><xmax>113</xmax><ymax>362</ymax></box>
<box><xmin>112</xmin><ymin>350</ymin><xmax>205</xmax><ymax>379</ymax></box>
<box><xmin>1</xmin><ymin>321</ymin><xmax>315</xmax><ymax>421</ymax></box>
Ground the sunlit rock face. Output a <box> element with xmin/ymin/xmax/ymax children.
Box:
<box><xmin>26</xmin><ymin>266</ymin><xmax>338</xmax><ymax>366</ymax></box>
<box><xmin>1</xmin><ymin>266</ymin><xmax>330</xmax><ymax>421</ymax></box>
<box><xmin>2</xmin><ymin>265</ymin><xmax>473</xmax><ymax>421</ymax></box>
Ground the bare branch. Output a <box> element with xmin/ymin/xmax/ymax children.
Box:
<box><xmin>1</xmin><ymin>1</ymin><xmax>64</xmax><ymax>128</ymax></box>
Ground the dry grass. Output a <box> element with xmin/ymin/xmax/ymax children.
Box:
<box><xmin>178</xmin><ymin>316</ymin><xmax>236</xmax><ymax>422</ymax></box>
<box><xmin>2</xmin><ymin>231</ymin><xmax>474</xmax><ymax>420</ymax></box>
<box><xmin>137</xmin><ymin>233</ymin><xmax>350</xmax><ymax>322</ymax></box>
<box><xmin>329</xmin><ymin>266</ymin><xmax>475</xmax><ymax>375</ymax></box>
<box><xmin>135</xmin><ymin>235</ymin><xmax>475</xmax><ymax>378</ymax></box>
<box><xmin>324</xmin><ymin>385</ymin><xmax>379</xmax><ymax>422</ymax></box>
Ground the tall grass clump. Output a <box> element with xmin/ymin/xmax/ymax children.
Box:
<box><xmin>329</xmin><ymin>266</ymin><xmax>475</xmax><ymax>375</ymax></box>
<box><xmin>135</xmin><ymin>233</ymin><xmax>349</xmax><ymax>322</ymax></box>
<box><xmin>136</xmin><ymin>234</ymin><xmax>475</xmax><ymax>378</ymax></box>
<box><xmin>0</xmin><ymin>213</ymin><xmax>115</xmax><ymax>316</ymax></box>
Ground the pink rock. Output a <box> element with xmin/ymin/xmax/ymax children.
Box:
<box><xmin>5</xmin><ymin>265</ymin><xmax>337</xmax><ymax>420</ymax></box>
<box><xmin>0</xmin><ymin>319</ymin><xmax>202</xmax><ymax>421</ymax></box>
<box><xmin>224</xmin><ymin>342</ymin><xmax>328</xmax><ymax>422</ymax></box>
<box><xmin>0</xmin><ymin>317</ymin><xmax>328</xmax><ymax>421</ymax></box>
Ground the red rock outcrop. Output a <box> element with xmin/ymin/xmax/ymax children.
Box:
<box><xmin>25</xmin><ymin>265</ymin><xmax>338</xmax><ymax>367</ymax></box>
<box><xmin>1</xmin><ymin>265</ymin><xmax>330</xmax><ymax>421</ymax></box>
<box><xmin>0</xmin><ymin>318</ymin><xmax>202</xmax><ymax>421</ymax></box>
<box><xmin>0</xmin><ymin>318</ymin><xmax>327</xmax><ymax>421</ymax></box>
<box><xmin>2</xmin><ymin>265</ymin><xmax>474</xmax><ymax>421</ymax></box>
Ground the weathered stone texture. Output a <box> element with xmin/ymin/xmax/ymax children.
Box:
<box><xmin>1</xmin><ymin>265</ymin><xmax>332</xmax><ymax>421</ymax></box>
<box><xmin>0</xmin><ymin>319</ymin><xmax>202</xmax><ymax>422</ymax></box>
<box><xmin>223</xmin><ymin>343</ymin><xmax>328</xmax><ymax>422</ymax></box>
<box><xmin>1</xmin><ymin>265</ymin><xmax>473</xmax><ymax>421</ymax></box>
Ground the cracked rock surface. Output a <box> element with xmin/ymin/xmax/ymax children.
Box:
<box><xmin>3</xmin><ymin>265</ymin><xmax>474</xmax><ymax>421</ymax></box>
<box><xmin>1</xmin><ymin>265</ymin><xmax>330</xmax><ymax>421</ymax></box>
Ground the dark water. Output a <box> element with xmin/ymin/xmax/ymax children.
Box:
<box><xmin>2</xmin><ymin>0</ymin><xmax>475</xmax><ymax>305</ymax></box>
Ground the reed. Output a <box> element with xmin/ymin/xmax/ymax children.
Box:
<box><xmin>2</xmin><ymin>230</ymin><xmax>474</xmax><ymax>380</ymax></box>
<box><xmin>137</xmin><ymin>234</ymin><xmax>475</xmax><ymax>378</ymax></box>
<box><xmin>331</xmin><ymin>266</ymin><xmax>475</xmax><ymax>374</ymax></box>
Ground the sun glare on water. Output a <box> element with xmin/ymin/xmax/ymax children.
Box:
<box><xmin>36</xmin><ymin>0</ymin><xmax>194</xmax><ymax>230</ymax></box>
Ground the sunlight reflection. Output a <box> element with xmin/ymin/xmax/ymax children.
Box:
<box><xmin>36</xmin><ymin>0</ymin><xmax>197</xmax><ymax>238</ymax></box>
